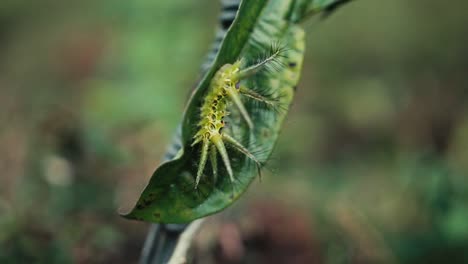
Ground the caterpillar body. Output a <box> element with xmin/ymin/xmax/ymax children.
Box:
<box><xmin>192</xmin><ymin>46</ymin><xmax>284</xmax><ymax>188</ymax></box>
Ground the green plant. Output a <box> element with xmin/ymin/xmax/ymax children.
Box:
<box><xmin>122</xmin><ymin>0</ymin><xmax>352</xmax><ymax>224</ymax></box>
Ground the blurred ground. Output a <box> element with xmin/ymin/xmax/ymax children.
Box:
<box><xmin>1</xmin><ymin>0</ymin><xmax>468</xmax><ymax>263</ymax></box>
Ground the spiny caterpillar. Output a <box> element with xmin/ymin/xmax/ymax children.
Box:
<box><xmin>192</xmin><ymin>44</ymin><xmax>285</xmax><ymax>188</ymax></box>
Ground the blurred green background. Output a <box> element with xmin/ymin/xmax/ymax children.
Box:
<box><xmin>1</xmin><ymin>0</ymin><xmax>468</xmax><ymax>263</ymax></box>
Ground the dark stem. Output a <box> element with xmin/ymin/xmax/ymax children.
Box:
<box><xmin>140</xmin><ymin>224</ymin><xmax>189</xmax><ymax>264</ymax></box>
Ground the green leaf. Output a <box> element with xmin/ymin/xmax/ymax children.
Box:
<box><xmin>122</xmin><ymin>0</ymin><xmax>347</xmax><ymax>223</ymax></box>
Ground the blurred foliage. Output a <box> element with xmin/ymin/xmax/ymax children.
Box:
<box><xmin>1</xmin><ymin>0</ymin><xmax>468</xmax><ymax>263</ymax></box>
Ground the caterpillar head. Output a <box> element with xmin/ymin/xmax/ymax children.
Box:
<box><xmin>219</xmin><ymin>60</ymin><xmax>243</xmax><ymax>87</ymax></box>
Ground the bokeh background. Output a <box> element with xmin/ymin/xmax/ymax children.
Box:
<box><xmin>1</xmin><ymin>0</ymin><xmax>468</xmax><ymax>263</ymax></box>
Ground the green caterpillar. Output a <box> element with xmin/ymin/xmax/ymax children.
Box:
<box><xmin>191</xmin><ymin>46</ymin><xmax>284</xmax><ymax>188</ymax></box>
